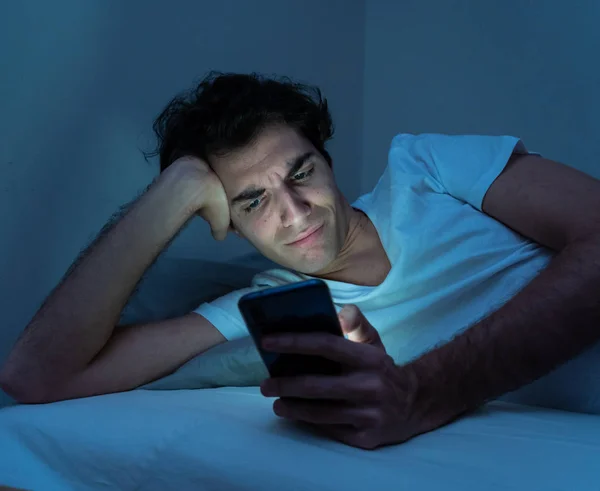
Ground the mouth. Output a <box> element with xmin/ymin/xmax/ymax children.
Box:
<box><xmin>286</xmin><ymin>224</ymin><xmax>324</xmax><ymax>247</ymax></box>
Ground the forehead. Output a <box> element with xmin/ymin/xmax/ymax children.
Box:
<box><xmin>209</xmin><ymin>125</ymin><xmax>316</xmax><ymax>188</ymax></box>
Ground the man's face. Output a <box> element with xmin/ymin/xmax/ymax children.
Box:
<box><xmin>210</xmin><ymin>124</ymin><xmax>349</xmax><ymax>274</ymax></box>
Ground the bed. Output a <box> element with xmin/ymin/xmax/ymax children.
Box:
<box><xmin>1</xmin><ymin>386</ymin><xmax>600</xmax><ymax>490</ymax></box>
<box><xmin>2</xmin><ymin>254</ymin><xmax>600</xmax><ymax>490</ymax></box>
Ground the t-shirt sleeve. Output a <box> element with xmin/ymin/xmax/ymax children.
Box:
<box><xmin>191</xmin><ymin>268</ymin><xmax>305</xmax><ymax>341</ymax></box>
<box><xmin>393</xmin><ymin>133</ymin><xmax>538</xmax><ymax>211</ymax></box>
<box><xmin>193</xmin><ymin>286</ymin><xmax>260</xmax><ymax>341</ymax></box>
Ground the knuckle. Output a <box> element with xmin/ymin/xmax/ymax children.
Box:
<box><xmin>353</xmin><ymin>430</ymin><xmax>378</xmax><ymax>450</ymax></box>
<box><xmin>362</xmin><ymin>346</ymin><xmax>389</xmax><ymax>369</ymax></box>
<box><xmin>376</xmin><ymin>352</ymin><xmax>395</xmax><ymax>371</ymax></box>
<box><xmin>358</xmin><ymin>409</ymin><xmax>382</xmax><ymax>428</ymax></box>
<box><xmin>314</xmin><ymin>333</ymin><xmax>342</xmax><ymax>356</ymax></box>
<box><xmin>362</xmin><ymin>375</ymin><xmax>386</xmax><ymax>401</ymax></box>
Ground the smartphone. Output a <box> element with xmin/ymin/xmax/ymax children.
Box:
<box><xmin>238</xmin><ymin>279</ymin><xmax>344</xmax><ymax>378</ymax></box>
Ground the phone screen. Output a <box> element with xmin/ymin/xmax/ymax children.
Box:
<box><xmin>238</xmin><ymin>280</ymin><xmax>344</xmax><ymax>377</ymax></box>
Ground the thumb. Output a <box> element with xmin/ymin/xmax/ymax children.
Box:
<box><xmin>338</xmin><ymin>305</ymin><xmax>385</xmax><ymax>350</ymax></box>
<box><xmin>200</xmin><ymin>207</ymin><xmax>230</xmax><ymax>242</ymax></box>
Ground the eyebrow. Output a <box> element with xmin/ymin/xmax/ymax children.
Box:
<box><xmin>231</xmin><ymin>151</ymin><xmax>316</xmax><ymax>204</ymax></box>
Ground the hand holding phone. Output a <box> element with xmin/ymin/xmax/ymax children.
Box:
<box><xmin>238</xmin><ymin>279</ymin><xmax>344</xmax><ymax>377</ymax></box>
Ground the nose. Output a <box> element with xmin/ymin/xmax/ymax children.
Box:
<box><xmin>278</xmin><ymin>186</ymin><xmax>311</xmax><ymax>229</ymax></box>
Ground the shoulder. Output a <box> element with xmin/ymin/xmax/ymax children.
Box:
<box><xmin>387</xmin><ymin>133</ymin><xmax>452</xmax><ymax>175</ymax></box>
<box><xmin>389</xmin><ymin>132</ymin><xmax>523</xmax><ymax>154</ymax></box>
<box><xmin>389</xmin><ymin>133</ymin><xmax>449</xmax><ymax>153</ymax></box>
<box><xmin>381</xmin><ymin>133</ymin><xmax>449</xmax><ymax>185</ymax></box>
<box><xmin>388</xmin><ymin>132</ymin><xmax>524</xmax><ymax>175</ymax></box>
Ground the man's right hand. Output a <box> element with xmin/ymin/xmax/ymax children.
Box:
<box><xmin>0</xmin><ymin>153</ymin><xmax>231</xmax><ymax>403</ymax></box>
<box><xmin>165</xmin><ymin>156</ymin><xmax>231</xmax><ymax>241</ymax></box>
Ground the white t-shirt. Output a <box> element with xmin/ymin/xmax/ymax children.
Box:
<box><xmin>194</xmin><ymin>133</ymin><xmax>553</xmax><ymax>364</ymax></box>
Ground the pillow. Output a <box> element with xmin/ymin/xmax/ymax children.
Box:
<box><xmin>498</xmin><ymin>340</ymin><xmax>600</xmax><ymax>415</ymax></box>
<box><xmin>119</xmin><ymin>252</ymin><xmax>278</xmax><ymax>324</ymax></box>
<box><xmin>121</xmin><ymin>251</ymin><xmax>276</xmax><ymax>390</ymax></box>
<box><xmin>140</xmin><ymin>336</ymin><xmax>268</xmax><ymax>390</ymax></box>
<box><xmin>143</xmin><ymin>326</ymin><xmax>600</xmax><ymax>415</ymax></box>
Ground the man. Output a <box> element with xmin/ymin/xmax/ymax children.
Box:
<box><xmin>2</xmin><ymin>72</ymin><xmax>600</xmax><ymax>450</ymax></box>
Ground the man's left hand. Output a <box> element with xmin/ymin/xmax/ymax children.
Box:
<box><xmin>260</xmin><ymin>305</ymin><xmax>428</xmax><ymax>450</ymax></box>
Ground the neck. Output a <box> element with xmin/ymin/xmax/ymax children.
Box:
<box><xmin>313</xmin><ymin>206</ymin><xmax>390</xmax><ymax>286</ymax></box>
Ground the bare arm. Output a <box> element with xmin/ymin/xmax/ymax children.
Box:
<box><xmin>50</xmin><ymin>312</ymin><xmax>225</xmax><ymax>401</ymax></box>
<box><xmin>0</xmin><ymin>158</ymin><xmax>231</xmax><ymax>403</ymax></box>
<box><xmin>409</xmin><ymin>155</ymin><xmax>600</xmax><ymax>428</ymax></box>
<box><xmin>410</xmin><ymin>236</ymin><xmax>600</xmax><ymax>428</ymax></box>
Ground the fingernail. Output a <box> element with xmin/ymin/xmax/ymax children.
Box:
<box><xmin>262</xmin><ymin>338</ymin><xmax>275</xmax><ymax>349</ymax></box>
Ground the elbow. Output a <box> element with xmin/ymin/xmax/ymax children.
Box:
<box><xmin>0</xmin><ymin>365</ymin><xmax>54</xmax><ymax>405</ymax></box>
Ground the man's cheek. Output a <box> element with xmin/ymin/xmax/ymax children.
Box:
<box><xmin>245</xmin><ymin>217</ymin><xmax>274</xmax><ymax>244</ymax></box>
<box><xmin>259</xmin><ymin>212</ymin><xmax>277</xmax><ymax>230</ymax></box>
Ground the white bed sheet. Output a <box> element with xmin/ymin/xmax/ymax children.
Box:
<box><xmin>1</xmin><ymin>387</ymin><xmax>599</xmax><ymax>490</ymax></box>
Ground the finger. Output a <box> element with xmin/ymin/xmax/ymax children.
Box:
<box><xmin>262</xmin><ymin>332</ymin><xmax>385</xmax><ymax>369</ymax></box>
<box><xmin>200</xmin><ymin>204</ymin><xmax>230</xmax><ymax>241</ymax></box>
<box><xmin>317</xmin><ymin>425</ymin><xmax>381</xmax><ymax>450</ymax></box>
<box><xmin>261</xmin><ymin>371</ymin><xmax>385</xmax><ymax>402</ymax></box>
<box><xmin>199</xmin><ymin>210</ymin><xmax>229</xmax><ymax>241</ymax></box>
<box><xmin>274</xmin><ymin>398</ymin><xmax>381</xmax><ymax>428</ymax></box>
<box><xmin>338</xmin><ymin>305</ymin><xmax>385</xmax><ymax>350</ymax></box>
<box><xmin>209</xmin><ymin>212</ymin><xmax>231</xmax><ymax>241</ymax></box>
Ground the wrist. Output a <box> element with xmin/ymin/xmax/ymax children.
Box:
<box><xmin>404</xmin><ymin>354</ymin><xmax>470</xmax><ymax>433</ymax></box>
<box><xmin>156</xmin><ymin>165</ymin><xmax>207</xmax><ymax>216</ymax></box>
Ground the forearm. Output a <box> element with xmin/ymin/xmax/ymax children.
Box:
<box><xmin>2</xmin><ymin>169</ymin><xmax>199</xmax><ymax>391</ymax></box>
<box><xmin>409</xmin><ymin>236</ymin><xmax>600</xmax><ymax>427</ymax></box>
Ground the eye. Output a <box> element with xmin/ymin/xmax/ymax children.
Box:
<box><xmin>243</xmin><ymin>196</ymin><xmax>263</xmax><ymax>214</ymax></box>
<box><xmin>292</xmin><ymin>167</ymin><xmax>315</xmax><ymax>182</ymax></box>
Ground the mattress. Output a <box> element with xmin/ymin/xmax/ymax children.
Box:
<box><xmin>1</xmin><ymin>387</ymin><xmax>599</xmax><ymax>490</ymax></box>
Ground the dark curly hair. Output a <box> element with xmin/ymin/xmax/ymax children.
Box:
<box><xmin>146</xmin><ymin>71</ymin><xmax>335</xmax><ymax>172</ymax></box>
